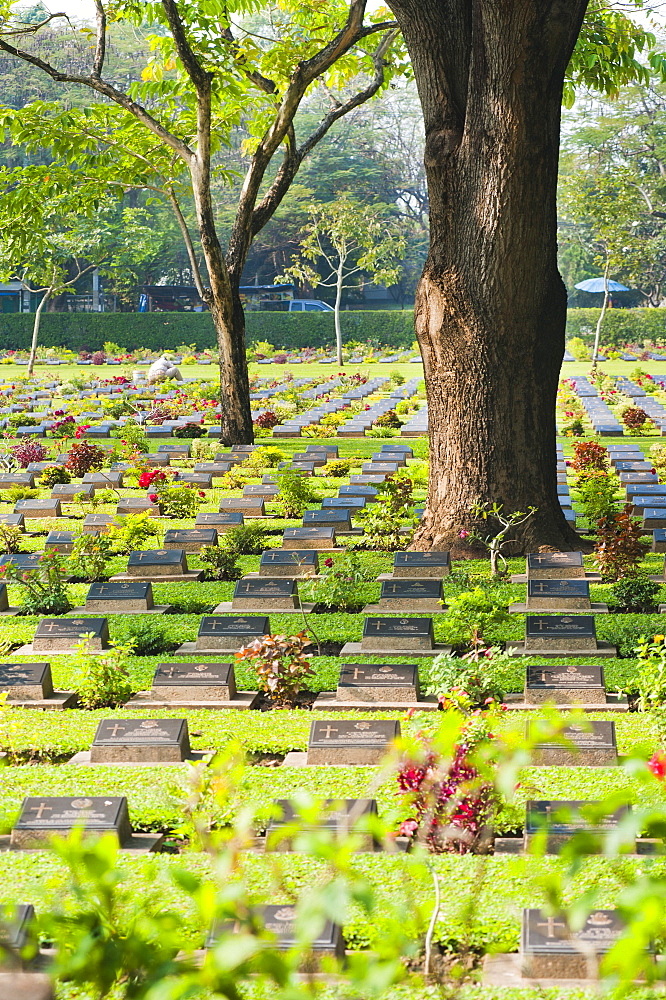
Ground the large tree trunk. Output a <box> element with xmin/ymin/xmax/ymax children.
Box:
<box><xmin>387</xmin><ymin>0</ymin><xmax>590</xmax><ymax>554</ymax></box>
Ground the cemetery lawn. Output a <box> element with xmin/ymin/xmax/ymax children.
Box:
<box><xmin>0</xmin><ymin>356</ymin><xmax>660</xmax><ymax>384</ymax></box>
<box><xmin>0</xmin><ymin>365</ymin><xmax>666</xmax><ymax>997</ymax></box>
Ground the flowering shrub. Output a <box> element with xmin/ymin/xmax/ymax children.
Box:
<box><xmin>594</xmin><ymin>503</ymin><xmax>649</xmax><ymax>581</ymax></box>
<box><xmin>630</xmin><ymin>367</ymin><xmax>660</xmax><ymax>392</ymax></box>
<box><xmin>91</xmin><ymin>351</ymin><xmax>106</xmax><ymax>365</ymax></box>
<box><xmin>66</xmin><ymin>441</ymin><xmax>106</xmax><ymax>477</ymax></box>
<box><xmin>69</xmin><ymin>533</ymin><xmax>114</xmax><ymax>583</ymax></box>
<box><xmin>649</xmin><ymin>751</ymin><xmax>666</xmax><ymax>779</ymax></box>
<box><xmin>397</xmin><ymin>717</ymin><xmax>495</xmax><ymax>854</ymax></box>
<box><xmin>236</xmin><ymin>631</ymin><xmax>314</xmax><ymax>707</ymax></box>
<box><xmin>9</xmin><ymin>439</ymin><xmax>48</xmax><ymax>468</ymax></box>
<box><xmin>50</xmin><ymin>415</ymin><xmax>77</xmax><ymax>439</ymax></box>
<box><xmin>114</xmin><ymin>423</ymin><xmax>149</xmax><ymax>455</ymax></box>
<box><xmin>152</xmin><ymin>481</ymin><xmax>203</xmax><ymax>518</ymax></box>
<box><xmin>424</xmin><ymin>646</ymin><xmax>511</xmax><ymax>708</ymax></box>
<box><xmin>138</xmin><ymin>468</ymin><xmax>170</xmax><ymax>490</ymax></box>
<box><xmin>571</xmin><ymin>440</ymin><xmax>608</xmax><ymax>473</ymax></box>
<box><xmin>0</xmin><ymin>550</ymin><xmax>71</xmax><ymax>614</ymax></box>
<box><xmin>300</xmin><ymin>423</ymin><xmax>336</xmax><ymax>438</ymax></box>
<box><xmin>567</xmin><ymin>337</ymin><xmax>590</xmax><ymax>361</ymax></box>
<box><xmin>650</xmin><ymin>444</ymin><xmax>666</xmax><ymax>478</ymax></box>
<box><xmin>303</xmin><ymin>552</ymin><xmax>368</xmax><ymax>611</ymax></box>
<box><xmin>39</xmin><ymin>464</ymin><xmax>71</xmax><ymax>487</ymax></box>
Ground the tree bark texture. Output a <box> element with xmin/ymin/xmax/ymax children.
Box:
<box><xmin>386</xmin><ymin>0</ymin><xmax>590</xmax><ymax>553</ymax></box>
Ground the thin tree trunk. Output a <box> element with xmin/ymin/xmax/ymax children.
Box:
<box><xmin>592</xmin><ymin>257</ymin><xmax>610</xmax><ymax>367</ymax></box>
<box><xmin>386</xmin><ymin>0</ymin><xmax>590</xmax><ymax>554</ymax></box>
<box><xmin>27</xmin><ymin>286</ymin><xmax>51</xmax><ymax>378</ymax></box>
<box><xmin>190</xmin><ymin>159</ymin><xmax>254</xmax><ymax>444</ymax></box>
<box><xmin>335</xmin><ymin>260</ymin><xmax>344</xmax><ymax>365</ymax></box>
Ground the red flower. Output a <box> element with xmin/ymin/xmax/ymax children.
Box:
<box><xmin>459</xmin><ymin>530</ymin><xmax>470</xmax><ymax>538</ymax></box>
<box><xmin>324</xmin><ymin>557</ymin><xmax>334</xmax><ymax>568</ymax></box>
<box><xmin>148</xmin><ymin>493</ymin><xmax>158</xmax><ymax>502</ymax></box>
<box><xmin>649</xmin><ymin>752</ymin><xmax>666</xmax><ymax>779</ymax></box>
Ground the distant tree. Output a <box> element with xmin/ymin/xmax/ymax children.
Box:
<box><xmin>279</xmin><ymin>196</ymin><xmax>406</xmax><ymax>362</ymax></box>
<box><xmin>0</xmin><ymin>165</ymin><xmax>159</xmax><ymax>374</ymax></box>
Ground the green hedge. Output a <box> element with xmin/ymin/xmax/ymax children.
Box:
<box><xmin>2</xmin><ymin>307</ymin><xmax>666</xmax><ymax>353</ymax></box>
<box><xmin>0</xmin><ymin>310</ymin><xmax>416</xmax><ymax>353</ymax></box>
<box><xmin>566</xmin><ymin>308</ymin><xmax>666</xmax><ymax>347</ymax></box>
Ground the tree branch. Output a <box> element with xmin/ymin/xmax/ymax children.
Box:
<box><xmin>167</xmin><ymin>187</ymin><xmax>208</xmax><ymax>300</ymax></box>
<box><xmin>227</xmin><ymin>19</ymin><xmax>398</xmax><ymax>279</ymax></box>
<box><xmin>0</xmin><ymin>26</ymin><xmax>194</xmax><ymax>162</ymax></box>
<box><xmin>0</xmin><ymin>11</ymin><xmax>69</xmax><ymax>37</ymax></box>
<box><xmin>220</xmin><ymin>22</ymin><xmax>277</xmax><ymax>95</ymax></box>
<box><xmin>160</xmin><ymin>0</ymin><xmax>209</xmax><ymax>90</ymax></box>
<box><xmin>250</xmin><ymin>29</ymin><xmax>398</xmax><ymax>241</ymax></box>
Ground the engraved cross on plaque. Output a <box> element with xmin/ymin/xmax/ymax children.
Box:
<box><xmin>107</xmin><ymin>723</ymin><xmax>125</xmax><ymax>738</ymax></box>
<box><xmin>33</xmin><ymin>802</ymin><xmax>53</xmax><ymax>820</ymax></box>
<box><xmin>322</xmin><ymin>725</ymin><xmax>338</xmax><ymax>739</ymax></box>
<box><xmin>536</xmin><ymin>916</ymin><xmax>567</xmax><ymax>938</ymax></box>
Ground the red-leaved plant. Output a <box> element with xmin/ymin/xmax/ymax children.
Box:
<box><xmin>254</xmin><ymin>410</ymin><xmax>280</xmax><ymax>429</ymax></box>
<box><xmin>9</xmin><ymin>439</ymin><xmax>48</xmax><ymax>468</ymax></box>
<box><xmin>65</xmin><ymin>441</ymin><xmax>106</xmax><ymax>477</ymax></box>
<box><xmin>397</xmin><ymin>717</ymin><xmax>495</xmax><ymax>854</ymax></box>
<box><xmin>622</xmin><ymin>407</ymin><xmax>649</xmax><ymax>431</ymax></box>
<box><xmin>235</xmin><ymin>631</ymin><xmax>313</xmax><ymax>707</ymax></box>
<box><xmin>594</xmin><ymin>503</ymin><xmax>649</xmax><ymax>581</ymax></box>
<box><xmin>571</xmin><ymin>439</ymin><xmax>608</xmax><ymax>473</ymax></box>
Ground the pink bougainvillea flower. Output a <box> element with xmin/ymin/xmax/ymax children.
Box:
<box><xmin>459</xmin><ymin>530</ymin><xmax>470</xmax><ymax>538</ymax></box>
